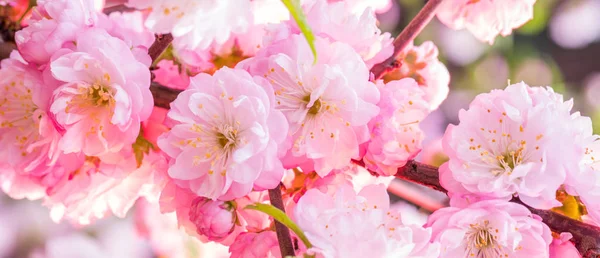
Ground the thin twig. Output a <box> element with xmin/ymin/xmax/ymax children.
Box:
<box><xmin>102</xmin><ymin>4</ymin><xmax>136</xmax><ymax>14</ymax></box>
<box><xmin>369</xmin><ymin>0</ymin><xmax>444</xmax><ymax>80</ymax></box>
<box><xmin>148</xmin><ymin>34</ymin><xmax>174</xmax><ymax>63</ymax></box>
<box><xmin>268</xmin><ymin>185</ymin><xmax>296</xmax><ymax>257</ymax></box>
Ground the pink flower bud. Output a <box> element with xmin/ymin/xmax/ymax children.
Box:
<box><xmin>189</xmin><ymin>197</ymin><xmax>236</xmax><ymax>241</ymax></box>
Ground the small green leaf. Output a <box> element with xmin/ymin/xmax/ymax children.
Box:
<box><xmin>132</xmin><ymin>131</ymin><xmax>156</xmax><ymax>168</ymax></box>
<box><xmin>245</xmin><ymin>203</ymin><xmax>313</xmax><ymax>250</ymax></box>
<box><xmin>281</xmin><ymin>0</ymin><xmax>317</xmax><ymax>64</ymax></box>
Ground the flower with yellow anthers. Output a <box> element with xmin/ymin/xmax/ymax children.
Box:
<box><xmin>440</xmin><ymin>82</ymin><xmax>592</xmax><ymax>209</ymax></box>
<box><xmin>49</xmin><ymin>28</ymin><xmax>153</xmax><ymax>156</ymax></box>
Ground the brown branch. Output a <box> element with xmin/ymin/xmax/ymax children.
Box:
<box><xmin>369</xmin><ymin>0</ymin><xmax>443</xmax><ymax>80</ymax></box>
<box><xmin>102</xmin><ymin>4</ymin><xmax>136</xmax><ymax>14</ymax></box>
<box><xmin>150</xmin><ymin>82</ymin><xmax>181</xmax><ymax>109</ymax></box>
<box><xmin>268</xmin><ymin>185</ymin><xmax>296</xmax><ymax>257</ymax></box>
<box><xmin>148</xmin><ymin>34</ymin><xmax>174</xmax><ymax>63</ymax></box>
<box><xmin>388</xmin><ymin>160</ymin><xmax>600</xmax><ymax>257</ymax></box>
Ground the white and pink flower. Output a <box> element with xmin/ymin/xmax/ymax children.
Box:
<box><xmin>426</xmin><ymin>199</ymin><xmax>552</xmax><ymax>258</ymax></box>
<box><xmin>241</xmin><ymin>35</ymin><xmax>379</xmax><ymax>177</ymax></box>
<box><xmin>294</xmin><ymin>184</ymin><xmax>440</xmax><ymax>258</ymax></box>
<box><xmin>49</xmin><ymin>28</ymin><xmax>153</xmax><ymax>156</ymax></box>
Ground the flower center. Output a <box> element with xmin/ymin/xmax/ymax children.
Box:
<box><xmin>498</xmin><ymin>148</ymin><xmax>523</xmax><ymax>171</ymax></box>
<box><xmin>215</xmin><ymin>125</ymin><xmax>238</xmax><ymax>150</ymax></box>
<box><xmin>464</xmin><ymin>220</ymin><xmax>504</xmax><ymax>258</ymax></box>
<box><xmin>66</xmin><ymin>83</ymin><xmax>116</xmax><ymax>114</ymax></box>
<box><xmin>303</xmin><ymin>95</ymin><xmax>322</xmax><ymax>115</ymax></box>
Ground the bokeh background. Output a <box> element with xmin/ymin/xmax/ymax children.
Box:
<box><xmin>1</xmin><ymin>0</ymin><xmax>599</xmax><ymax>257</ymax></box>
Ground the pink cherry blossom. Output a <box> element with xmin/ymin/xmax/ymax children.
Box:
<box><xmin>189</xmin><ymin>197</ymin><xmax>237</xmax><ymax>241</ymax></box>
<box><xmin>426</xmin><ymin>199</ymin><xmax>552</xmax><ymax>258</ymax></box>
<box><xmin>549</xmin><ymin>233</ymin><xmax>581</xmax><ymax>258</ymax></box>
<box><xmin>157</xmin><ymin>67</ymin><xmax>287</xmax><ymax>200</ymax></box>
<box><xmin>15</xmin><ymin>0</ymin><xmax>98</xmax><ymax>65</ymax></box>
<box><xmin>440</xmin><ymin>82</ymin><xmax>591</xmax><ymax>209</ymax></box>
<box><xmin>100</xmin><ymin>10</ymin><xmax>156</xmax><ymax>50</ymax></box>
<box><xmin>241</xmin><ymin>35</ymin><xmax>379</xmax><ymax>177</ymax></box>
<box><xmin>0</xmin><ymin>51</ymin><xmax>72</xmax><ymax>200</ymax></box>
<box><xmin>229</xmin><ymin>231</ymin><xmax>282</xmax><ymax>258</ymax></box>
<box><xmin>271</xmin><ymin>0</ymin><xmax>392</xmax><ymax>68</ymax></box>
<box><xmin>294</xmin><ymin>184</ymin><xmax>440</xmax><ymax>258</ymax></box>
<box><xmin>363</xmin><ymin>78</ymin><xmax>430</xmax><ymax>176</ymax></box>
<box><xmin>564</xmin><ymin>136</ymin><xmax>600</xmax><ymax>224</ymax></box>
<box><xmin>436</xmin><ymin>0</ymin><xmax>537</xmax><ymax>44</ymax></box>
<box><xmin>384</xmin><ymin>41</ymin><xmax>450</xmax><ymax>110</ymax></box>
<box><xmin>45</xmin><ymin>149</ymin><xmax>166</xmax><ymax>225</ymax></box>
<box><xmin>127</xmin><ymin>0</ymin><xmax>252</xmax><ymax>51</ymax></box>
<box><xmin>159</xmin><ymin>181</ymin><xmax>272</xmax><ymax>246</ymax></box>
<box><xmin>49</xmin><ymin>27</ymin><xmax>152</xmax><ymax>156</ymax></box>
<box><xmin>135</xmin><ymin>200</ymin><xmax>230</xmax><ymax>258</ymax></box>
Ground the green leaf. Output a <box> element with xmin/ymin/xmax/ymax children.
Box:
<box><xmin>281</xmin><ymin>0</ymin><xmax>317</xmax><ymax>64</ymax></box>
<box><xmin>245</xmin><ymin>203</ymin><xmax>313</xmax><ymax>250</ymax></box>
<box><xmin>132</xmin><ymin>132</ymin><xmax>156</xmax><ymax>168</ymax></box>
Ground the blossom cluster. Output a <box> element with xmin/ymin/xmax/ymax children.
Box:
<box><xmin>0</xmin><ymin>0</ymin><xmax>593</xmax><ymax>257</ymax></box>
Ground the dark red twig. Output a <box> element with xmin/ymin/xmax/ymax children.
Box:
<box><xmin>148</xmin><ymin>34</ymin><xmax>174</xmax><ymax>63</ymax></box>
<box><xmin>369</xmin><ymin>0</ymin><xmax>443</xmax><ymax>79</ymax></box>
<box><xmin>268</xmin><ymin>185</ymin><xmax>296</xmax><ymax>257</ymax></box>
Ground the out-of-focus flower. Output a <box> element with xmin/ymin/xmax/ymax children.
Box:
<box><xmin>157</xmin><ymin>67</ymin><xmax>287</xmax><ymax>200</ymax></box>
<box><xmin>127</xmin><ymin>0</ymin><xmax>252</xmax><ymax>51</ymax></box>
<box><xmin>426</xmin><ymin>199</ymin><xmax>552</xmax><ymax>258</ymax></box>
<box><xmin>45</xmin><ymin>149</ymin><xmax>166</xmax><ymax>225</ymax></box>
<box><xmin>294</xmin><ymin>184</ymin><xmax>440</xmax><ymax>258</ymax></box>
<box><xmin>549</xmin><ymin>233</ymin><xmax>581</xmax><ymax>258</ymax></box>
<box><xmin>363</xmin><ymin>79</ymin><xmax>430</xmax><ymax>176</ymax></box>
<box><xmin>549</xmin><ymin>0</ymin><xmax>600</xmax><ymax>49</ymax></box>
<box><xmin>440</xmin><ymin>82</ymin><xmax>592</xmax><ymax>209</ymax></box>
<box><xmin>135</xmin><ymin>200</ymin><xmax>230</xmax><ymax>258</ymax></box>
<box><xmin>49</xmin><ymin>28</ymin><xmax>152</xmax><ymax>156</ymax></box>
<box><xmin>436</xmin><ymin>0</ymin><xmax>536</xmax><ymax>44</ymax></box>
<box><xmin>241</xmin><ymin>35</ymin><xmax>379</xmax><ymax>177</ymax></box>
<box><xmin>30</xmin><ymin>233</ymin><xmax>109</xmax><ymax>258</ymax></box>
<box><xmin>436</xmin><ymin>22</ymin><xmax>486</xmax><ymax>66</ymax></box>
<box><xmin>384</xmin><ymin>41</ymin><xmax>450</xmax><ymax>110</ymax></box>
<box><xmin>0</xmin><ymin>52</ymin><xmax>63</xmax><ymax>200</ymax></box>
<box><xmin>189</xmin><ymin>197</ymin><xmax>236</xmax><ymax>241</ymax></box>
<box><xmin>229</xmin><ymin>231</ymin><xmax>281</xmax><ymax>258</ymax></box>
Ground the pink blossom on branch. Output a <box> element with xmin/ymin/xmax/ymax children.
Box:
<box><xmin>436</xmin><ymin>0</ymin><xmax>537</xmax><ymax>44</ymax></box>
<box><xmin>383</xmin><ymin>41</ymin><xmax>450</xmax><ymax>110</ymax></box>
<box><xmin>240</xmin><ymin>35</ymin><xmax>379</xmax><ymax>177</ymax></box>
<box><xmin>440</xmin><ymin>82</ymin><xmax>592</xmax><ymax>209</ymax></box>
<box><xmin>189</xmin><ymin>197</ymin><xmax>237</xmax><ymax>241</ymax></box>
<box><xmin>363</xmin><ymin>78</ymin><xmax>430</xmax><ymax>176</ymax></box>
<box><xmin>0</xmin><ymin>51</ymin><xmax>70</xmax><ymax>200</ymax></box>
<box><xmin>15</xmin><ymin>0</ymin><xmax>98</xmax><ymax>65</ymax></box>
<box><xmin>426</xmin><ymin>199</ymin><xmax>553</xmax><ymax>257</ymax></box>
<box><xmin>49</xmin><ymin>28</ymin><xmax>153</xmax><ymax>156</ymax></box>
<box><xmin>157</xmin><ymin>67</ymin><xmax>288</xmax><ymax>200</ymax></box>
<box><xmin>271</xmin><ymin>0</ymin><xmax>393</xmax><ymax>68</ymax></box>
<box><xmin>127</xmin><ymin>0</ymin><xmax>252</xmax><ymax>51</ymax></box>
<box><xmin>293</xmin><ymin>184</ymin><xmax>440</xmax><ymax>258</ymax></box>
